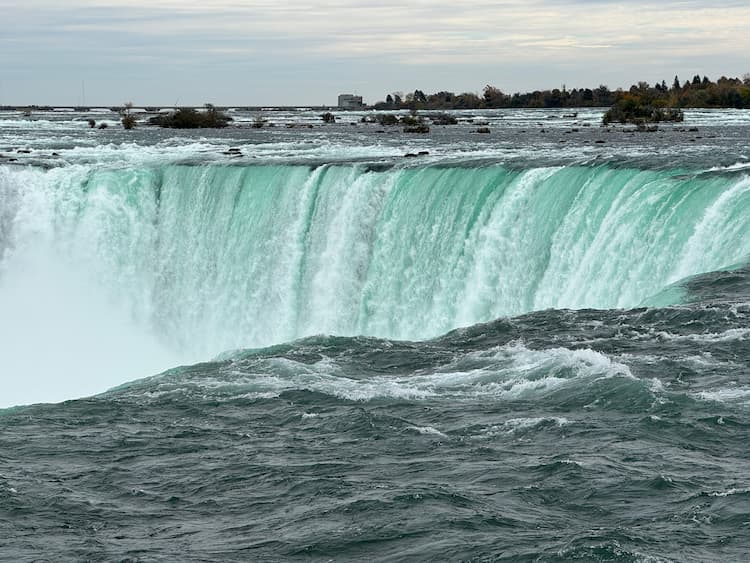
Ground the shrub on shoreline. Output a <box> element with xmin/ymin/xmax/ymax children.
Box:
<box><xmin>121</xmin><ymin>102</ymin><xmax>136</xmax><ymax>130</ymax></box>
<box><xmin>376</xmin><ymin>114</ymin><xmax>400</xmax><ymax>126</ymax></box>
<box><xmin>602</xmin><ymin>95</ymin><xmax>684</xmax><ymax>125</ymax></box>
<box><xmin>149</xmin><ymin>106</ymin><xmax>232</xmax><ymax>128</ymax></box>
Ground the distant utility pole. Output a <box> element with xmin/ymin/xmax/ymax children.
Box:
<box><xmin>81</xmin><ymin>80</ymin><xmax>86</xmax><ymax>106</ymax></box>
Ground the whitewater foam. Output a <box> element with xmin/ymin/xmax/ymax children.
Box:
<box><xmin>119</xmin><ymin>343</ymin><xmax>635</xmax><ymax>405</ymax></box>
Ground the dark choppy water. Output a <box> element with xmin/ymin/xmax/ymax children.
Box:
<box><xmin>2</xmin><ymin>268</ymin><xmax>750</xmax><ymax>561</ymax></box>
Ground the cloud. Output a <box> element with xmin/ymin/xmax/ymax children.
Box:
<box><xmin>1</xmin><ymin>0</ymin><xmax>748</xmax><ymax>104</ymax></box>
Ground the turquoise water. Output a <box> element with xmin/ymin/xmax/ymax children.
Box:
<box><xmin>3</xmin><ymin>163</ymin><xmax>749</xmax><ymax>362</ymax></box>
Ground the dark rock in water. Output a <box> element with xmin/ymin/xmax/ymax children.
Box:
<box><xmin>404</xmin><ymin>124</ymin><xmax>430</xmax><ymax>134</ymax></box>
<box><xmin>476</xmin><ymin>127</ymin><xmax>490</xmax><ymax>134</ymax></box>
<box><xmin>418</xmin><ymin>151</ymin><xmax>429</xmax><ymax>155</ymax></box>
<box><xmin>17</xmin><ymin>149</ymin><xmax>31</xmax><ymax>154</ymax></box>
<box><xmin>51</xmin><ymin>152</ymin><xmax>60</xmax><ymax>156</ymax></box>
<box><xmin>98</xmin><ymin>123</ymin><xmax>108</xmax><ymax>129</ymax></box>
<box><xmin>595</xmin><ymin>140</ymin><xmax>605</xmax><ymax>144</ymax></box>
<box><xmin>404</xmin><ymin>153</ymin><xmax>418</xmax><ymax>158</ymax></box>
<box><xmin>363</xmin><ymin>162</ymin><xmax>395</xmax><ymax>172</ymax></box>
<box><xmin>429</xmin><ymin>113</ymin><xmax>458</xmax><ymax>125</ymax></box>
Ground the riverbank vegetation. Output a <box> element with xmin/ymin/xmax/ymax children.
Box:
<box><xmin>372</xmin><ymin>75</ymin><xmax>750</xmax><ymax>111</ymax></box>
<box><xmin>148</xmin><ymin>105</ymin><xmax>232</xmax><ymax>128</ymax></box>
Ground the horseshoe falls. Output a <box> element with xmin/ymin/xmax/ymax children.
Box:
<box><xmin>2</xmin><ymin>162</ymin><xmax>749</xmax><ymax>405</ymax></box>
<box><xmin>2</xmin><ymin>109</ymin><xmax>750</xmax><ymax>561</ymax></box>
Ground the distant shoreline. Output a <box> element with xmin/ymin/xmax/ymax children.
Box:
<box><xmin>0</xmin><ymin>106</ymin><xmax>343</xmax><ymax>113</ymax></box>
<box><xmin>2</xmin><ymin>76</ymin><xmax>750</xmax><ymax>113</ymax></box>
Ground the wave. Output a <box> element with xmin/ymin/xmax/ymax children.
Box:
<box><xmin>109</xmin><ymin>341</ymin><xmax>642</xmax><ymax>407</ymax></box>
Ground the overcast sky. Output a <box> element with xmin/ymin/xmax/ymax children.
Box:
<box><xmin>1</xmin><ymin>0</ymin><xmax>749</xmax><ymax>106</ymax></box>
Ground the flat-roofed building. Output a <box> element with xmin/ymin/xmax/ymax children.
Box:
<box><xmin>337</xmin><ymin>94</ymin><xmax>364</xmax><ymax>109</ymax></box>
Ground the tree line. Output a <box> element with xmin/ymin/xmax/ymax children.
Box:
<box><xmin>372</xmin><ymin>75</ymin><xmax>750</xmax><ymax>110</ymax></box>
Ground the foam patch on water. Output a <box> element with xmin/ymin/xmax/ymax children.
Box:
<box><xmin>695</xmin><ymin>387</ymin><xmax>750</xmax><ymax>404</ymax></box>
<box><xmin>479</xmin><ymin>417</ymin><xmax>571</xmax><ymax>438</ymax></box>
<box><xmin>635</xmin><ymin>326</ymin><xmax>750</xmax><ymax>345</ymax></box>
<box><xmin>659</xmin><ymin>328</ymin><xmax>750</xmax><ymax>343</ymax></box>
<box><xmin>708</xmin><ymin>487</ymin><xmax>750</xmax><ymax>497</ymax></box>
<box><xmin>406</xmin><ymin>426</ymin><xmax>449</xmax><ymax>439</ymax></box>
<box><xmin>705</xmin><ymin>161</ymin><xmax>750</xmax><ymax>173</ymax></box>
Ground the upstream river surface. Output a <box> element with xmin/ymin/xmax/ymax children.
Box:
<box><xmin>1</xmin><ymin>107</ymin><xmax>749</xmax><ymax>561</ymax></box>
